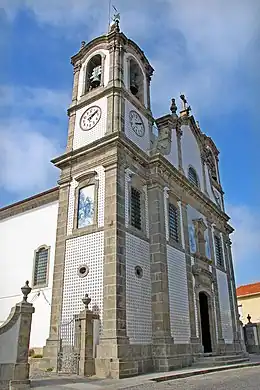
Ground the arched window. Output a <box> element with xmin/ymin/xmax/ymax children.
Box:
<box><xmin>129</xmin><ymin>58</ymin><xmax>144</xmax><ymax>104</ymax></box>
<box><xmin>32</xmin><ymin>246</ymin><xmax>50</xmax><ymax>288</ymax></box>
<box><xmin>188</xmin><ymin>167</ymin><xmax>200</xmax><ymax>188</ymax></box>
<box><xmin>85</xmin><ymin>54</ymin><xmax>102</xmax><ymax>93</ymax></box>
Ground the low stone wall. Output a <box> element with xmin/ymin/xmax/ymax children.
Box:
<box><xmin>0</xmin><ymin>282</ymin><xmax>34</xmax><ymax>390</ymax></box>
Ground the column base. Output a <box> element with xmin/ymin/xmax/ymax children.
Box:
<box><xmin>42</xmin><ymin>337</ymin><xmax>61</xmax><ymax>370</ymax></box>
<box><xmin>152</xmin><ymin>342</ymin><xmax>193</xmax><ymax>372</ymax></box>
<box><xmin>9</xmin><ymin>380</ymin><xmax>31</xmax><ymax>390</ymax></box>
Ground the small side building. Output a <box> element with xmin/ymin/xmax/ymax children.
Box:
<box><xmin>237</xmin><ymin>282</ymin><xmax>260</xmax><ymax>324</ymax></box>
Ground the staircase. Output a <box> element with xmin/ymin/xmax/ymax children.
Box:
<box><xmin>192</xmin><ymin>352</ymin><xmax>250</xmax><ymax>368</ymax></box>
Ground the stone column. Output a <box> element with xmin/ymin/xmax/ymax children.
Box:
<box><xmin>207</xmin><ymin>221</ymin><xmax>225</xmax><ymax>351</ymax></box>
<box><xmin>147</xmin><ymin>182</ymin><xmax>173</xmax><ymax>372</ymax></box>
<box><xmin>44</xmin><ymin>176</ymin><xmax>71</xmax><ymax>368</ymax></box>
<box><xmin>95</xmin><ymin>162</ymin><xmax>134</xmax><ymax>378</ymax></box>
<box><xmin>176</xmin><ymin>123</ymin><xmax>184</xmax><ymax>174</ymax></box>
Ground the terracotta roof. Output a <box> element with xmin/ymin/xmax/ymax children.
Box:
<box><xmin>236</xmin><ymin>282</ymin><xmax>260</xmax><ymax>297</ymax></box>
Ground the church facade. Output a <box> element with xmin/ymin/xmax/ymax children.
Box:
<box><xmin>0</xmin><ymin>21</ymin><xmax>244</xmax><ymax>378</ymax></box>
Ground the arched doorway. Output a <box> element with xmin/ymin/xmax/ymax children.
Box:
<box><xmin>199</xmin><ymin>292</ymin><xmax>212</xmax><ymax>353</ymax></box>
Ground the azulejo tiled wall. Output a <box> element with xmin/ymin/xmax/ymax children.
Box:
<box><xmin>216</xmin><ymin>269</ymin><xmax>233</xmax><ymax>343</ymax></box>
<box><xmin>167</xmin><ymin>245</ymin><xmax>191</xmax><ymax>343</ymax></box>
<box><xmin>125</xmin><ymin>233</ymin><xmax>152</xmax><ymax>344</ymax></box>
<box><xmin>62</xmin><ymin>231</ymin><xmax>104</xmax><ymax>324</ymax></box>
<box><xmin>67</xmin><ymin>166</ymin><xmax>105</xmax><ymax>235</ymax></box>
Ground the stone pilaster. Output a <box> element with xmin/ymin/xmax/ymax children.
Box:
<box><xmin>206</xmin><ymin>221</ymin><xmax>225</xmax><ymax>351</ymax></box>
<box><xmin>43</xmin><ymin>178</ymin><xmax>71</xmax><ymax>368</ymax></box>
<box><xmin>147</xmin><ymin>182</ymin><xmax>173</xmax><ymax>371</ymax></box>
<box><xmin>181</xmin><ymin>202</ymin><xmax>199</xmax><ymax>350</ymax></box>
<box><xmin>66</xmin><ymin>110</ymin><xmax>76</xmax><ymax>152</ymax></box>
<box><xmin>176</xmin><ymin>123</ymin><xmax>184</xmax><ymax>174</ymax></box>
<box><xmin>225</xmin><ymin>237</ymin><xmax>242</xmax><ymax>349</ymax></box>
<box><xmin>201</xmin><ymin>152</ymin><xmax>209</xmax><ymax>195</ymax></box>
<box><xmin>72</xmin><ymin>62</ymin><xmax>81</xmax><ymax>104</ymax></box>
<box><xmin>95</xmin><ymin>162</ymin><xmax>135</xmax><ymax>378</ymax></box>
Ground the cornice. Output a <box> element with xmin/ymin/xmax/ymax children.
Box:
<box><xmin>149</xmin><ymin>153</ymin><xmax>231</xmax><ymax>224</ymax></box>
<box><xmin>0</xmin><ymin>187</ymin><xmax>59</xmax><ymax>221</ymax></box>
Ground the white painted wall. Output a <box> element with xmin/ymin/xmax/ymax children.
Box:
<box><xmin>167</xmin><ymin>245</ymin><xmax>191</xmax><ymax>343</ymax></box>
<box><xmin>73</xmin><ymin>97</ymin><xmax>107</xmax><ymax>151</ymax></box>
<box><xmin>165</xmin><ymin>129</ymin><xmax>178</xmax><ymax>168</ymax></box>
<box><xmin>125</xmin><ymin>100</ymin><xmax>150</xmax><ymax>154</ymax></box>
<box><xmin>77</xmin><ymin>49</ymin><xmax>110</xmax><ymax>100</ymax></box>
<box><xmin>216</xmin><ymin>269</ymin><xmax>233</xmax><ymax>343</ymax></box>
<box><xmin>125</xmin><ymin>233</ymin><xmax>152</xmax><ymax>344</ymax></box>
<box><xmin>181</xmin><ymin>125</ymin><xmax>203</xmax><ymax>190</ymax></box>
<box><xmin>0</xmin><ymin>201</ymin><xmax>58</xmax><ymax>348</ymax></box>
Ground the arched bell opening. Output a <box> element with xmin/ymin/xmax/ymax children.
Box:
<box><xmin>85</xmin><ymin>54</ymin><xmax>102</xmax><ymax>93</ymax></box>
<box><xmin>129</xmin><ymin>59</ymin><xmax>144</xmax><ymax>104</ymax></box>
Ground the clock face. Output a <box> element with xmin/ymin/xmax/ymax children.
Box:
<box><xmin>129</xmin><ymin>110</ymin><xmax>145</xmax><ymax>137</ymax></box>
<box><xmin>80</xmin><ymin>106</ymin><xmax>102</xmax><ymax>131</ymax></box>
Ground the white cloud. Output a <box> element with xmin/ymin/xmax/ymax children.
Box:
<box><xmin>227</xmin><ymin>204</ymin><xmax>260</xmax><ymax>266</ymax></box>
<box><xmin>0</xmin><ymin>120</ymin><xmax>61</xmax><ymax>196</ymax></box>
<box><xmin>0</xmin><ymin>85</ymin><xmax>70</xmax><ymax>119</ymax></box>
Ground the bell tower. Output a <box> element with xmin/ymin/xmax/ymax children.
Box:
<box><xmin>66</xmin><ymin>16</ymin><xmax>154</xmax><ymax>155</ymax></box>
<box><xmin>44</xmin><ymin>16</ymin><xmax>156</xmax><ymax>378</ymax></box>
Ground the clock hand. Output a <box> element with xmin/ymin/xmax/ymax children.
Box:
<box><xmin>88</xmin><ymin>110</ymin><xmax>98</xmax><ymax>121</ymax></box>
<box><xmin>135</xmin><ymin>122</ymin><xmax>142</xmax><ymax>125</ymax></box>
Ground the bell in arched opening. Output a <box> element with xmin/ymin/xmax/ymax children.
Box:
<box><xmin>130</xmin><ymin>72</ymin><xmax>139</xmax><ymax>96</ymax></box>
<box><xmin>90</xmin><ymin>65</ymin><xmax>102</xmax><ymax>89</ymax></box>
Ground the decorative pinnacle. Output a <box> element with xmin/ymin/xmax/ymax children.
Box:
<box><xmin>82</xmin><ymin>293</ymin><xmax>91</xmax><ymax>310</ymax></box>
<box><xmin>247</xmin><ymin>314</ymin><xmax>252</xmax><ymax>323</ymax></box>
<box><xmin>170</xmin><ymin>98</ymin><xmax>178</xmax><ymax>116</ymax></box>
<box><xmin>21</xmin><ymin>281</ymin><xmax>32</xmax><ymax>302</ymax></box>
<box><xmin>81</xmin><ymin>41</ymin><xmax>86</xmax><ymax>49</ymax></box>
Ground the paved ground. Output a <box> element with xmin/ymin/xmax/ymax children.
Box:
<box><xmin>128</xmin><ymin>367</ymin><xmax>260</xmax><ymax>390</ymax></box>
<box><xmin>31</xmin><ymin>365</ymin><xmax>260</xmax><ymax>389</ymax></box>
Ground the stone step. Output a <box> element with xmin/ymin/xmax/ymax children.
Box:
<box><xmin>192</xmin><ymin>356</ymin><xmax>250</xmax><ymax>368</ymax></box>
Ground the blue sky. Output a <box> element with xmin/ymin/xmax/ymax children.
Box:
<box><xmin>0</xmin><ymin>0</ymin><xmax>260</xmax><ymax>286</ymax></box>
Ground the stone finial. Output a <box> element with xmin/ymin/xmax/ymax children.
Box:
<box><xmin>82</xmin><ymin>294</ymin><xmax>91</xmax><ymax>310</ymax></box>
<box><xmin>247</xmin><ymin>314</ymin><xmax>252</xmax><ymax>323</ymax></box>
<box><xmin>170</xmin><ymin>98</ymin><xmax>178</xmax><ymax>116</ymax></box>
<box><xmin>81</xmin><ymin>41</ymin><xmax>86</xmax><ymax>49</ymax></box>
<box><xmin>21</xmin><ymin>281</ymin><xmax>32</xmax><ymax>302</ymax></box>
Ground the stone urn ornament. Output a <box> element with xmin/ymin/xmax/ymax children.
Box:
<box><xmin>82</xmin><ymin>293</ymin><xmax>91</xmax><ymax>310</ymax></box>
<box><xmin>21</xmin><ymin>280</ymin><xmax>32</xmax><ymax>302</ymax></box>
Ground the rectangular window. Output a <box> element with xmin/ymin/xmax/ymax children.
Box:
<box><xmin>130</xmin><ymin>187</ymin><xmax>141</xmax><ymax>230</ymax></box>
<box><xmin>168</xmin><ymin>203</ymin><xmax>179</xmax><ymax>242</ymax></box>
<box><xmin>215</xmin><ymin>235</ymin><xmax>224</xmax><ymax>267</ymax></box>
<box><xmin>77</xmin><ymin>184</ymin><xmax>95</xmax><ymax>229</ymax></box>
<box><xmin>33</xmin><ymin>248</ymin><xmax>49</xmax><ymax>287</ymax></box>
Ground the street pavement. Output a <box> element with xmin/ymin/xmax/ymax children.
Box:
<box><xmin>128</xmin><ymin>366</ymin><xmax>260</xmax><ymax>390</ymax></box>
<box><xmin>31</xmin><ymin>366</ymin><xmax>260</xmax><ymax>389</ymax></box>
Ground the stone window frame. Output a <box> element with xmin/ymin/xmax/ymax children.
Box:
<box><xmin>73</xmin><ymin>171</ymin><xmax>99</xmax><ymax>235</ymax></box>
<box><xmin>126</xmin><ymin>171</ymin><xmax>148</xmax><ymax>239</ymax></box>
<box><xmin>213</xmin><ymin>231</ymin><xmax>225</xmax><ymax>270</ymax></box>
<box><xmin>82</xmin><ymin>52</ymin><xmax>106</xmax><ymax>96</ymax></box>
<box><xmin>166</xmin><ymin>192</ymin><xmax>182</xmax><ymax>250</ymax></box>
<box><xmin>188</xmin><ymin>165</ymin><xmax>200</xmax><ymax>189</ymax></box>
<box><xmin>31</xmin><ymin>245</ymin><xmax>50</xmax><ymax>289</ymax></box>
